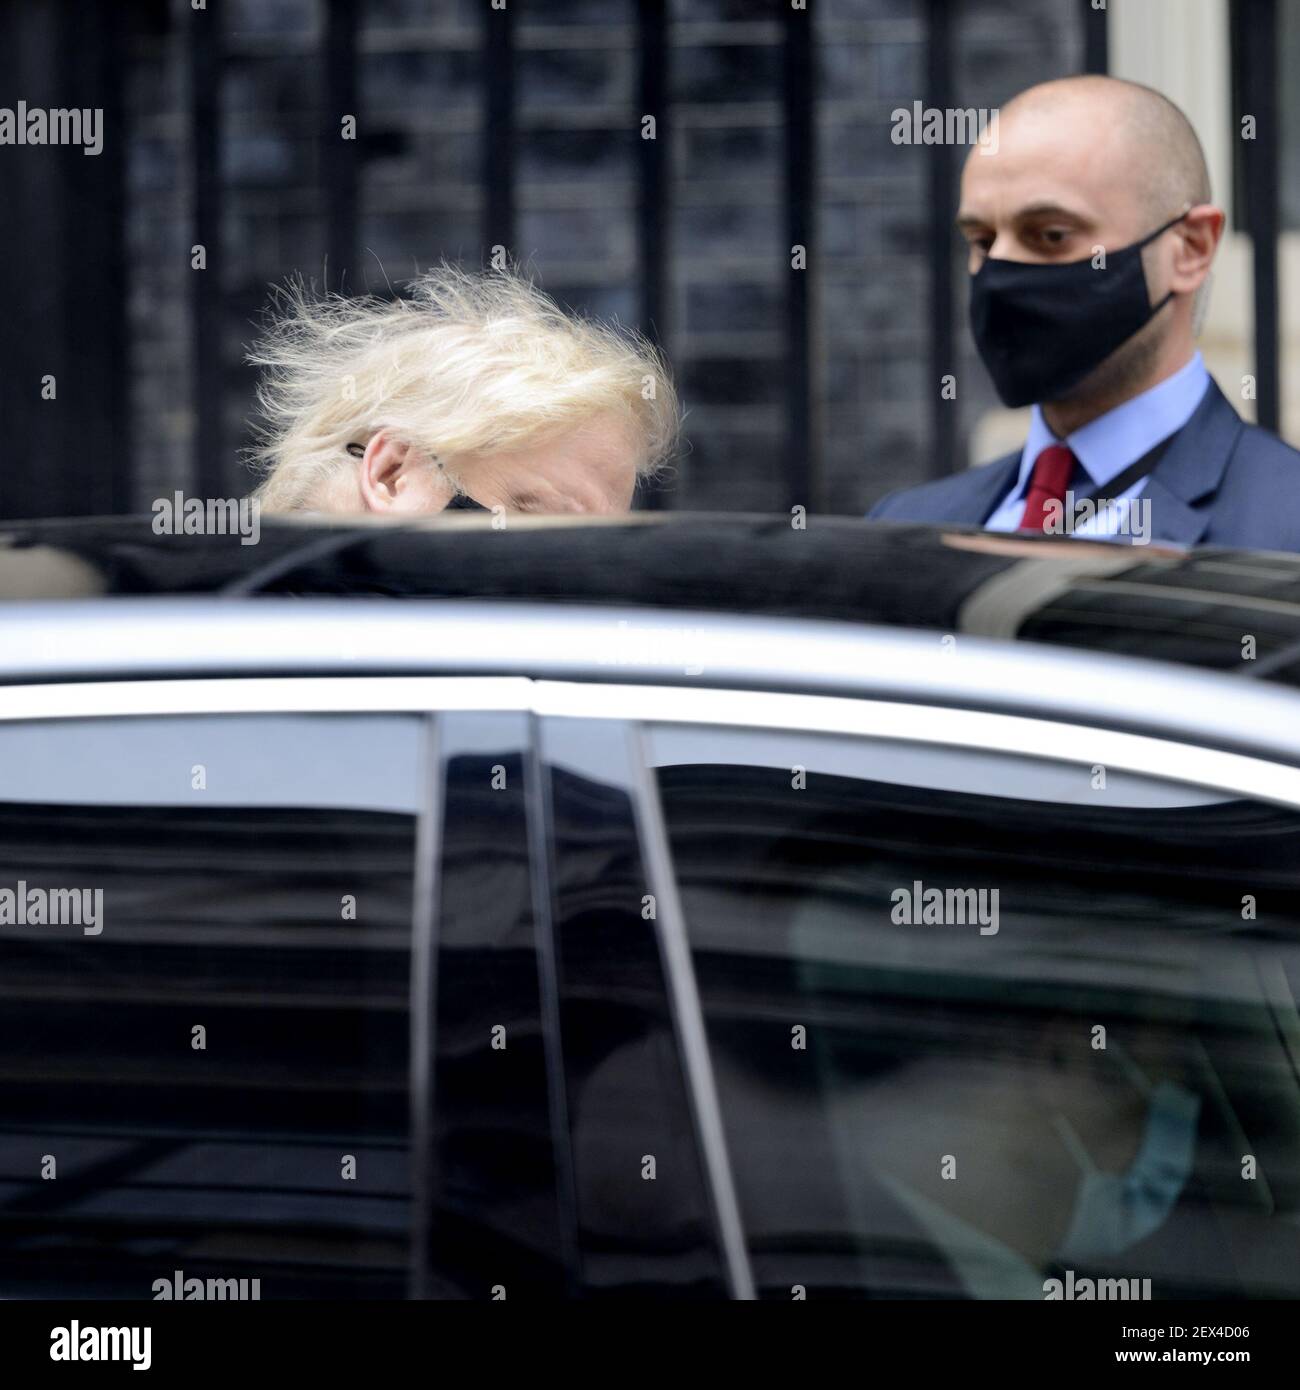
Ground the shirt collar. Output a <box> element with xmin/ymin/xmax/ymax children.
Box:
<box><xmin>1013</xmin><ymin>351</ymin><xmax>1211</xmax><ymax>498</ymax></box>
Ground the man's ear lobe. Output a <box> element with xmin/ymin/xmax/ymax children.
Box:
<box><xmin>1170</xmin><ymin>205</ymin><xmax>1223</xmax><ymax>293</ymax></box>
<box><xmin>358</xmin><ymin>430</ymin><xmax>413</xmax><ymax>511</ymax></box>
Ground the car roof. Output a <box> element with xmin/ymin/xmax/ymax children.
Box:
<box><xmin>2</xmin><ymin>512</ymin><xmax>1300</xmax><ymax>692</ymax></box>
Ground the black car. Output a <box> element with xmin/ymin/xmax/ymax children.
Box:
<box><xmin>1</xmin><ymin>514</ymin><xmax>1299</xmax><ymax>1300</ymax></box>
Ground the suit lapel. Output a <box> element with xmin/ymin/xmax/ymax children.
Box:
<box><xmin>961</xmin><ymin>452</ymin><xmax>1021</xmax><ymax>525</ymax></box>
<box><xmin>1143</xmin><ymin>379</ymin><xmax>1244</xmax><ymax>546</ymax></box>
<box><xmin>1137</xmin><ymin>475</ymin><xmax>1211</xmax><ymax>546</ymax></box>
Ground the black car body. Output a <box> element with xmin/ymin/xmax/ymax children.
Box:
<box><xmin>1</xmin><ymin>515</ymin><xmax>1299</xmax><ymax>1300</ymax></box>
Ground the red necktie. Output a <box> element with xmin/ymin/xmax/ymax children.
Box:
<box><xmin>1018</xmin><ymin>443</ymin><xmax>1076</xmax><ymax>532</ymax></box>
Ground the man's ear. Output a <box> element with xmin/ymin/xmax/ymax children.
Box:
<box><xmin>357</xmin><ymin>429</ymin><xmax>438</xmax><ymax>512</ymax></box>
<box><xmin>1169</xmin><ymin>203</ymin><xmax>1225</xmax><ymax>294</ymax></box>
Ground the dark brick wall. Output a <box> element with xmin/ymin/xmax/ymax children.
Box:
<box><xmin>125</xmin><ymin>0</ymin><xmax>1082</xmax><ymax>514</ymax></box>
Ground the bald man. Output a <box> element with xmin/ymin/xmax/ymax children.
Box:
<box><xmin>870</xmin><ymin>76</ymin><xmax>1300</xmax><ymax>552</ymax></box>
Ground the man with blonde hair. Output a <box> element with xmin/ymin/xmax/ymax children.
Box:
<box><xmin>246</xmin><ymin>265</ymin><xmax>677</xmax><ymax>516</ymax></box>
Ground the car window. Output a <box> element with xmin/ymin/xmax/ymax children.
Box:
<box><xmin>650</xmin><ymin>722</ymin><xmax>1300</xmax><ymax>1300</ymax></box>
<box><xmin>542</xmin><ymin>717</ymin><xmax>729</xmax><ymax>1297</ymax></box>
<box><xmin>421</xmin><ymin>712</ymin><xmax>568</xmax><ymax>1297</ymax></box>
<box><xmin>0</xmin><ymin>712</ymin><xmax>423</xmax><ymax>1299</ymax></box>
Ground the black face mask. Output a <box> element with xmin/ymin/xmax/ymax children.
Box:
<box><xmin>968</xmin><ymin>212</ymin><xmax>1187</xmax><ymax>408</ymax></box>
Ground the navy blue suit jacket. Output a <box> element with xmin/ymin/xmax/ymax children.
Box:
<box><xmin>868</xmin><ymin>380</ymin><xmax>1300</xmax><ymax>552</ymax></box>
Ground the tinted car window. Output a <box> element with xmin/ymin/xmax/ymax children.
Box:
<box><xmin>421</xmin><ymin>713</ymin><xmax>568</xmax><ymax>1297</ymax></box>
<box><xmin>0</xmin><ymin>713</ymin><xmax>421</xmax><ymax>1299</ymax></box>
<box><xmin>651</xmin><ymin>723</ymin><xmax>1300</xmax><ymax>1300</ymax></box>
<box><xmin>542</xmin><ymin>718</ymin><xmax>728</xmax><ymax>1298</ymax></box>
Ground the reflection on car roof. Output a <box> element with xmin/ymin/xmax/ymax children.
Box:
<box><xmin>3</xmin><ymin>513</ymin><xmax>1300</xmax><ymax>691</ymax></box>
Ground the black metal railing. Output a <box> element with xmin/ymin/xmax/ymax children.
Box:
<box><xmin>925</xmin><ymin>0</ymin><xmax>956</xmax><ymax>484</ymax></box>
<box><xmin>0</xmin><ymin>0</ymin><xmax>130</xmax><ymax>518</ymax></box>
<box><xmin>0</xmin><ymin>0</ymin><xmax>1288</xmax><ymax>519</ymax></box>
<box><xmin>637</xmin><ymin>0</ymin><xmax>671</xmax><ymax>507</ymax></box>
<box><xmin>324</xmin><ymin>0</ymin><xmax>361</xmax><ymax>291</ymax></box>
<box><xmin>1232</xmin><ymin>0</ymin><xmax>1281</xmax><ymax>433</ymax></box>
<box><xmin>189</xmin><ymin>0</ymin><xmax>223</xmax><ymax>501</ymax></box>
<box><xmin>482</xmin><ymin>0</ymin><xmax>516</xmax><ymax>261</ymax></box>
<box><xmin>783</xmin><ymin>0</ymin><xmax>818</xmax><ymax>512</ymax></box>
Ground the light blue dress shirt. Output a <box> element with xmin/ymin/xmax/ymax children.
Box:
<box><xmin>984</xmin><ymin>352</ymin><xmax>1212</xmax><ymax>536</ymax></box>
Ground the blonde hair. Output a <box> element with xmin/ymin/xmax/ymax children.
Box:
<box><xmin>245</xmin><ymin>264</ymin><xmax>678</xmax><ymax>512</ymax></box>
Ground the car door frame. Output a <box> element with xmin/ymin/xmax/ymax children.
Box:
<box><xmin>3</xmin><ymin>663</ymin><xmax>1300</xmax><ymax>1299</ymax></box>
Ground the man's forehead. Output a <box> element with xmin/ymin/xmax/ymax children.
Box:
<box><xmin>959</xmin><ymin>111</ymin><xmax>1142</xmax><ymax>224</ymax></box>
